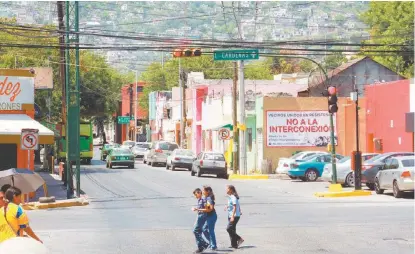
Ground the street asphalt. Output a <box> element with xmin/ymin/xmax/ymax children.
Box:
<box><xmin>27</xmin><ymin>148</ymin><xmax>414</xmax><ymax>254</ymax></box>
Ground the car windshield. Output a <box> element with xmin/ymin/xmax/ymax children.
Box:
<box><xmin>291</xmin><ymin>152</ymin><xmax>305</xmax><ymax>159</ymax></box>
<box><xmin>113</xmin><ymin>149</ymin><xmax>131</xmax><ymax>155</ymax></box>
<box><xmin>158</xmin><ymin>142</ymin><xmax>179</xmax><ymax>151</ymax></box>
<box><xmin>339</xmin><ymin>156</ymin><xmax>351</xmax><ymax>163</ymax></box>
<box><xmin>104</xmin><ymin>144</ymin><xmax>113</xmax><ymax>149</ymax></box>
<box><xmin>402</xmin><ymin>159</ymin><xmax>414</xmax><ymax>167</ymax></box>
<box><xmin>364</xmin><ymin>154</ymin><xmax>386</xmax><ymax>164</ymax></box>
<box><xmin>176</xmin><ymin>150</ymin><xmax>194</xmax><ymax>156</ymax></box>
<box><xmin>136</xmin><ymin>143</ymin><xmax>150</xmax><ymax>149</ymax></box>
<box><xmin>204</xmin><ymin>153</ymin><xmax>225</xmax><ymax>161</ymax></box>
<box><xmin>123</xmin><ymin>141</ymin><xmax>135</xmax><ymax>146</ymax></box>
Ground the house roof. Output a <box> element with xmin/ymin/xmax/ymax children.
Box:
<box><xmin>309</xmin><ymin>57</ymin><xmax>368</xmax><ymax>88</ymax></box>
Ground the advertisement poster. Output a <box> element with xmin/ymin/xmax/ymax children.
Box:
<box><xmin>266</xmin><ymin>111</ymin><xmax>337</xmax><ymax>147</ymax></box>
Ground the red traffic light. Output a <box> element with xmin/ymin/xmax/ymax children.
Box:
<box><xmin>328</xmin><ymin>86</ymin><xmax>336</xmax><ymax>95</ymax></box>
<box><xmin>173</xmin><ymin>49</ymin><xmax>183</xmax><ymax>58</ymax></box>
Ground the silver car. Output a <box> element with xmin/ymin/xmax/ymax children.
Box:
<box><xmin>375</xmin><ymin>156</ymin><xmax>414</xmax><ymax>198</ymax></box>
<box><xmin>166</xmin><ymin>149</ymin><xmax>195</xmax><ymax>171</ymax></box>
<box><xmin>191</xmin><ymin>152</ymin><xmax>228</xmax><ymax>179</ymax></box>
<box><xmin>147</xmin><ymin>141</ymin><xmax>179</xmax><ymax>167</ymax></box>
<box><xmin>132</xmin><ymin>142</ymin><xmax>151</xmax><ymax>159</ymax></box>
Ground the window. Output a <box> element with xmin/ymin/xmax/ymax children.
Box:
<box><xmin>390</xmin><ymin>159</ymin><xmax>400</xmax><ymax>169</ymax></box>
<box><xmin>158</xmin><ymin>142</ymin><xmax>178</xmax><ymax>151</ymax></box>
<box><xmin>402</xmin><ymin>159</ymin><xmax>415</xmax><ymax>167</ymax></box>
<box><xmin>203</xmin><ymin>153</ymin><xmax>225</xmax><ymax>161</ymax></box>
<box><xmin>247</xmin><ymin>128</ymin><xmax>252</xmax><ymax>152</ymax></box>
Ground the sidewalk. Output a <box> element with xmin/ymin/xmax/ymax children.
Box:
<box><xmin>228</xmin><ymin>172</ymin><xmax>292</xmax><ymax>180</ymax></box>
<box><xmin>24</xmin><ymin>165</ymin><xmax>89</xmax><ymax>210</ymax></box>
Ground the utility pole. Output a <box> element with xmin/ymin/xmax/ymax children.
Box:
<box><xmin>57</xmin><ymin>1</ymin><xmax>66</xmax><ymax>125</ymax></box>
<box><xmin>352</xmin><ymin>76</ymin><xmax>362</xmax><ymax>190</ymax></box>
<box><xmin>179</xmin><ymin>58</ymin><xmax>187</xmax><ymax>148</ymax></box>
<box><xmin>65</xmin><ymin>1</ymin><xmax>80</xmax><ymax>198</ymax></box>
<box><xmin>129</xmin><ymin>84</ymin><xmax>133</xmax><ymax>140</ymax></box>
<box><xmin>232</xmin><ymin>62</ymin><xmax>239</xmax><ymax>174</ymax></box>
<box><xmin>134</xmin><ymin>70</ymin><xmax>138</xmax><ymax>142</ymax></box>
<box><xmin>238</xmin><ymin>60</ymin><xmax>247</xmax><ymax>175</ymax></box>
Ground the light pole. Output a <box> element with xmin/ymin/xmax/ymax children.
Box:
<box><xmin>134</xmin><ymin>70</ymin><xmax>138</xmax><ymax>141</ymax></box>
<box><xmin>351</xmin><ymin>76</ymin><xmax>362</xmax><ymax>190</ymax></box>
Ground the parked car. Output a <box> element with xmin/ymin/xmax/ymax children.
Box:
<box><xmin>142</xmin><ymin>144</ymin><xmax>153</xmax><ymax>164</ymax></box>
<box><xmin>374</xmin><ymin>156</ymin><xmax>414</xmax><ymax>198</ymax></box>
<box><xmin>166</xmin><ymin>149</ymin><xmax>195</xmax><ymax>171</ymax></box>
<box><xmin>321</xmin><ymin>153</ymin><xmax>379</xmax><ymax>186</ymax></box>
<box><xmin>147</xmin><ymin>141</ymin><xmax>179</xmax><ymax>167</ymax></box>
<box><xmin>132</xmin><ymin>142</ymin><xmax>151</xmax><ymax>159</ymax></box>
<box><xmin>288</xmin><ymin>154</ymin><xmax>344</xmax><ymax>182</ymax></box>
<box><xmin>122</xmin><ymin>140</ymin><xmax>136</xmax><ymax>149</ymax></box>
<box><xmin>191</xmin><ymin>152</ymin><xmax>228</xmax><ymax>179</ymax></box>
<box><xmin>361</xmin><ymin>152</ymin><xmax>414</xmax><ymax>190</ymax></box>
<box><xmin>276</xmin><ymin>151</ymin><xmax>328</xmax><ymax>177</ymax></box>
<box><xmin>100</xmin><ymin>143</ymin><xmax>120</xmax><ymax>161</ymax></box>
<box><xmin>106</xmin><ymin>148</ymin><xmax>135</xmax><ymax>169</ymax></box>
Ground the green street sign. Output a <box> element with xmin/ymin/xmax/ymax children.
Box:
<box><xmin>213</xmin><ymin>49</ymin><xmax>259</xmax><ymax>61</ymax></box>
<box><xmin>118</xmin><ymin>116</ymin><xmax>133</xmax><ymax>124</ymax></box>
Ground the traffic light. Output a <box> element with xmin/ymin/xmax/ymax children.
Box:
<box><xmin>327</xmin><ymin>86</ymin><xmax>338</xmax><ymax>114</ymax></box>
<box><xmin>173</xmin><ymin>48</ymin><xmax>202</xmax><ymax>58</ymax></box>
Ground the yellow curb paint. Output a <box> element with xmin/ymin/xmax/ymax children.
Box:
<box><xmin>328</xmin><ymin>183</ymin><xmax>343</xmax><ymax>192</ymax></box>
<box><xmin>314</xmin><ymin>190</ymin><xmax>372</xmax><ymax>198</ymax></box>
<box><xmin>229</xmin><ymin>175</ymin><xmax>269</xmax><ymax>180</ymax></box>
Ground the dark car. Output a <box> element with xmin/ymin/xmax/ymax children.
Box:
<box><xmin>361</xmin><ymin>152</ymin><xmax>414</xmax><ymax>190</ymax></box>
<box><xmin>106</xmin><ymin>148</ymin><xmax>135</xmax><ymax>169</ymax></box>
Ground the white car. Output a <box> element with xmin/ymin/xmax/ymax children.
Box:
<box><xmin>321</xmin><ymin>153</ymin><xmax>379</xmax><ymax>186</ymax></box>
<box><xmin>276</xmin><ymin>151</ymin><xmax>328</xmax><ymax>176</ymax></box>
<box><xmin>375</xmin><ymin>156</ymin><xmax>414</xmax><ymax>198</ymax></box>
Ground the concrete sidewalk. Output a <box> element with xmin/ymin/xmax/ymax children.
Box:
<box><xmin>24</xmin><ymin>166</ymin><xmax>89</xmax><ymax>210</ymax></box>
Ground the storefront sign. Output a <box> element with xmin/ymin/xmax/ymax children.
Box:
<box><xmin>266</xmin><ymin>111</ymin><xmax>337</xmax><ymax>147</ymax></box>
<box><xmin>0</xmin><ymin>76</ymin><xmax>34</xmax><ymax>110</ymax></box>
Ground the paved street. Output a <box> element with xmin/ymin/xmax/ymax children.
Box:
<box><xmin>28</xmin><ymin>149</ymin><xmax>414</xmax><ymax>254</ymax></box>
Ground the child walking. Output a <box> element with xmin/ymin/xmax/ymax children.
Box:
<box><xmin>226</xmin><ymin>185</ymin><xmax>244</xmax><ymax>249</ymax></box>
<box><xmin>200</xmin><ymin>186</ymin><xmax>217</xmax><ymax>250</ymax></box>
<box><xmin>192</xmin><ymin>188</ymin><xmax>209</xmax><ymax>253</ymax></box>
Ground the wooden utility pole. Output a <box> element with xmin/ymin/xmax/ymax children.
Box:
<box><xmin>232</xmin><ymin>62</ymin><xmax>239</xmax><ymax>174</ymax></box>
<box><xmin>57</xmin><ymin>1</ymin><xmax>66</xmax><ymax>124</ymax></box>
<box><xmin>180</xmin><ymin>66</ymin><xmax>187</xmax><ymax>148</ymax></box>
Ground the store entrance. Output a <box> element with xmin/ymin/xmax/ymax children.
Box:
<box><xmin>0</xmin><ymin>144</ymin><xmax>17</xmax><ymax>170</ymax></box>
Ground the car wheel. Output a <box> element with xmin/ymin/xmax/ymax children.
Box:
<box><xmin>196</xmin><ymin>167</ymin><xmax>202</xmax><ymax>177</ymax></box>
<box><xmin>374</xmin><ymin>179</ymin><xmax>384</xmax><ymax>194</ymax></box>
<box><xmin>171</xmin><ymin>165</ymin><xmax>175</xmax><ymax>171</ymax></box>
<box><xmin>299</xmin><ymin>177</ymin><xmax>307</xmax><ymax>181</ymax></box>
<box><xmin>191</xmin><ymin>166</ymin><xmax>195</xmax><ymax>176</ymax></box>
<box><xmin>188</xmin><ymin>167</ymin><xmax>192</xmax><ymax>171</ymax></box>
<box><xmin>219</xmin><ymin>173</ymin><xmax>228</xmax><ymax>179</ymax></box>
<box><xmin>130</xmin><ymin>164</ymin><xmax>135</xmax><ymax>169</ymax></box>
<box><xmin>305</xmin><ymin>169</ymin><xmax>318</xmax><ymax>182</ymax></box>
<box><xmin>345</xmin><ymin>172</ymin><xmax>355</xmax><ymax>187</ymax></box>
<box><xmin>366</xmin><ymin>183</ymin><xmax>375</xmax><ymax>190</ymax></box>
<box><xmin>86</xmin><ymin>159</ymin><xmax>91</xmax><ymax>165</ymax></box>
<box><xmin>166</xmin><ymin>163</ymin><xmax>169</xmax><ymax>170</ymax></box>
<box><xmin>143</xmin><ymin>159</ymin><xmax>146</xmax><ymax>164</ymax></box>
<box><xmin>109</xmin><ymin>163</ymin><xmax>113</xmax><ymax>169</ymax></box>
<box><xmin>150</xmin><ymin>161</ymin><xmax>155</xmax><ymax>167</ymax></box>
<box><xmin>393</xmin><ymin>180</ymin><xmax>403</xmax><ymax>198</ymax></box>
<box><xmin>106</xmin><ymin>162</ymin><xmax>109</xmax><ymax>168</ymax></box>
<box><xmin>288</xmin><ymin>175</ymin><xmax>297</xmax><ymax>180</ymax></box>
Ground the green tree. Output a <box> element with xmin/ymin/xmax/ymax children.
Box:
<box><xmin>360</xmin><ymin>1</ymin><xmax>414</xmax><ymax>77</ymax></box>
<box><xmin>298</xmin><ymin>60</ymin><xmax>315</xmax><ymax>72</ymax></box>
<box><xmin>323</xmin><ymin>52</ymin><xmax>348</xmax><ymax>70</ymax></box>
<box><xmin>0</xmin><ymin>18</ymin><xmax>132</xmax><ymax>122</ymax></box>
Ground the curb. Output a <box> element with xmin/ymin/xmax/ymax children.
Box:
<box><xmin>229</xmin><ymin>174</ymin><xmax>269</xmax><ymax>180</ymax></box>
<box><xmin>22</xmin><ymin>198</ymin><xmax>89</xmax><ymax>210</ymax></box>
<box><xmin>314</xmin><ymin>190</ymin><xmax>372</xmax><ymax>198</ymax></box>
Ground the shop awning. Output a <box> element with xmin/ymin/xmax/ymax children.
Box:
<box><xmin>0</xmin><ymin>114</ymin><xmax>55</xmax><ymax>144</ymax></box>
<box><xmin>211</xmin><ymin>124</ymin><xmax>233</xmax><ymax>131</ymax></box>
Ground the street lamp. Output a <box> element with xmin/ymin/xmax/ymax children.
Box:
<box><xmin>350</xmin><ymin>76</ymin><xmax>362</xmax><ymax>190</ymax></box>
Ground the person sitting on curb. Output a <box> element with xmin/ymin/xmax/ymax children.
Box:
<box><xmin>3</xmin><ymin>187</ymin><xmax>42</xmax><ymax>243</ymax></box>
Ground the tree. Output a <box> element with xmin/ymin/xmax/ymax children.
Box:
<box><xmin>322</xmin><ymin>52</ymin><xmax>348</xmax><ymax>70</ymax></box>
<box><xmin>360</xmin><ymin>1</ymin><xmax>414</xmax><ymax>77</ymax></box>
<box><xmin>0</xmin><ymin>18</ymin><xmax>132</xmax><ymax>122</ymax></box>
<box><xmin>298</xmin><ymin>60</ymin><xmax>315</xmax><ymax>73</ymax></box>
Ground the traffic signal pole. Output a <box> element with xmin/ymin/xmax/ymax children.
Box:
<box><xmin>329</xmin><ymin>113</ymin><xmax>337</xmax><ymax>184</ymax></box>
<box><xmin>238</xmin><ymin>60</ymin><xmax>247</xmax><ymax>175</ymax></box>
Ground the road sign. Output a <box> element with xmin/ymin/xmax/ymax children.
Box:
<box><xmin>118</xmin><ymin>116</ymin><xmax>134</xmax><ymax>124</ymax></box>
<box><xmin>213</xmin><ymin>49</ymin><xmax>259</xmax><ymax>61</ymax></box>
<box><xmin>21</xmin><ymin>129</ymin><xmax>39</xmax><ymax>150</ymax></box>
<box><xmin>218</xmin><ymin>128</ymin><xmax>231</xmax><ymax>140</ymax></box>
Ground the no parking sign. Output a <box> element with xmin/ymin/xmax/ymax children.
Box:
<box><xmin>21</xmin><ymin>129</ymin><xmax>39</xmax><ymax>150</ymax></box>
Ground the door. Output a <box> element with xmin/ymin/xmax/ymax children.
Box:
<box><xmin>378</xmin><ymin>158</ymin><xmax>392</xmax><ymax>188</ymax></box>
<box><xmin>387</xmin><ymin>159</ymin><xmax>400</xmax><ymax>188</ymax></box>
<box><xmin>0</xmin><ymin>144</ymin><xmax>17</xmax><ymax>171</ymax></box>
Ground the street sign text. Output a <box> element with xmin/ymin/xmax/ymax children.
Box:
<box><xmin>213</xmin><ymin>49</ymin><xmax>259</xmax><ymax>61</ymax></box>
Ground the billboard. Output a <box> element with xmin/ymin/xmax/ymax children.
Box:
<box><xmin>23</xmin><ymin>67</ymin><xmax>53</xmax><ymax>90</ymax></box>
<box><xmin>0</xmin><ymin>76</ymin><xmax>34</xmax><ymax>110</ymax></box>
<box><xmin>266</xmin><ymin>110</ymin><xmax>337</xmax><ymax>147</ymax></box>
